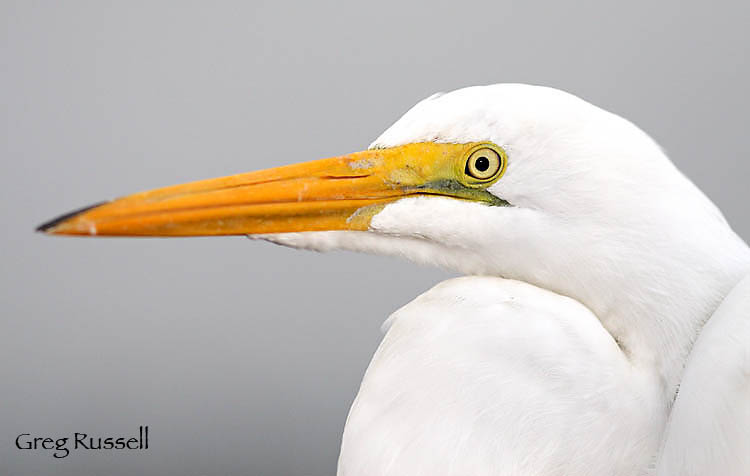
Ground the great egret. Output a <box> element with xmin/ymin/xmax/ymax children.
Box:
<box><xmin>39</xmin><ymin>84</ymin><xmax>750</xmax><ymax>475</ymax></box>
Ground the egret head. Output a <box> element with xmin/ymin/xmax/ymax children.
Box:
<box><xmin>38</xmin><ymin>84</ymin><xmax>742</xmax><ymax>294</ymax></box>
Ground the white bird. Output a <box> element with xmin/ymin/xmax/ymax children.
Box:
<box><xmin>38</xmin><ymin>84</ymin><xmax>750</xmax><ymax>476</ymax></box>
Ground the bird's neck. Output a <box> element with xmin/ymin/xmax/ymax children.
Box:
<box><xmin>538</xmin><ymin>221</ymin><xmax>750</xmax><ymax>401</ymax></box>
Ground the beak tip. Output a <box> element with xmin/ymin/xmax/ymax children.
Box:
<box><xmin>36</xmin><ymin>201</ymin><xmax>109</xmax><ymax>235</ymax></box>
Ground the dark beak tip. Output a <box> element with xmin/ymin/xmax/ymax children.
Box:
<box><xmin>35</xmin><ymin>201</ymin><xmax>109</xmax><ymax>233</ymax></box>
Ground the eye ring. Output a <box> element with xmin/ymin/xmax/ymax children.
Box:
<box><xmin>465</xmin><ymin>146</ymin><xmax>504</xmax><ymax>181</ymax></box>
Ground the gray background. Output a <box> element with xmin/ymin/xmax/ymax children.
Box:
<box><xmin>2</xmin><ymin>1</ymin><xmax>748</xmax><ymax>475</ymax></box>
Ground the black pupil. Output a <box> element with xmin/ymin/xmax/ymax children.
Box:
<box><xmin>475</xmin><ymin>156</ymin><xmax>490</xmax><ymax>172</ymax></box>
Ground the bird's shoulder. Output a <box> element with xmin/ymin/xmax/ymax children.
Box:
<box><xmin>339</xmin><ymin>277</ymin><xmax>661</xmax><ymax>476</ymax></box>
<box><xmin>657</xmin><ymin>272</ymin><xmax>750</xmax><ymax>476</ymax></box>
<box><xmin>381</xmin><ymin>276</ymin><xmax>620</xmax><ymax>360</ymax></box>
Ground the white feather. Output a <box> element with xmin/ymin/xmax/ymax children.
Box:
<box><xmin>657</xmin><ymin>272</ymin><xmax>750</xmax><ymax>475</ymax></box>
<box><xmin>340</xmin><ymin>277</ymin><xmax>663</xmax><ymax>476</ymax></box>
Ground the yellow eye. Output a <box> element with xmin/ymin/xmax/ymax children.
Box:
<box><xmin>465</xmin><ymin>147</ymin><xmax>504</xmax><ymax>181</ymax></box>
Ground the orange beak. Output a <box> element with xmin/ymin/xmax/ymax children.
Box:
<box><xmin>37</xmin><ymin>142</ymin><xmax>501</xmax><ymax>237</ymax></box>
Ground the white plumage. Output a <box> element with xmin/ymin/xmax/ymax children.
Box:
<box><xmin>339</xmin><ymin>277</ymin><xmax>662</xmax><ymax>476</ymax></box>
<box><xmin>657</xmin><ymin>273</ymin><xmax>750</xmax><ymax>475</ymax></box>
<box><xmin>265</xmin><ymin>85</ymin><xmax>750</xmax><ymax>475</ymax></box>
